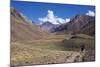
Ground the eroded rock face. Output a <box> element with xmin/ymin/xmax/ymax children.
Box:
<box><xmin>53</xmin><ymin>15</ymin><xmax>95</xmax><ymax>36</ymax></box>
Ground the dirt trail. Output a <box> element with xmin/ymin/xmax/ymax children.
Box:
<box><xmin>65</xmin><ymin>52</ymin><xmax>80</xmax><ymax>63</ymax></box>
<box><xmin>65</xmin><ymin>51</ymin><xmax>85</xmax><ymax>63</ymax></box>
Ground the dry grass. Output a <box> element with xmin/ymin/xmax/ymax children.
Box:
<box><xmin>11</xmin><ymin>42</ymin><xmax>80</xmax><ymax>66</ymax></box>
<box><xmin>11</xmin><ymin>34</ymin><xmax>95</xmax><ymax>66</ymax></box>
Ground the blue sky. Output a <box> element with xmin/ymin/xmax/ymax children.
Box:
<box><xmin>11</xmin><ymin>1</ymin><xmax>95</xmax><ymax>24</ymax></box>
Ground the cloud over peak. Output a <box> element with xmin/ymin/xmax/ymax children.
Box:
<box><xmin>38</xmin><ymin>10</ymin><xmax>70</xmax><ymax>24</ymax></box>
<box><xmin>86</xmin><ymin>10</ymin><xmax>95</xmax><ymax>16</ymax></box>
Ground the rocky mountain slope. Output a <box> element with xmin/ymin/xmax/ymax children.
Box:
<box><xmin>11</xmin><ymin>7</ymin><xmax>49</xmax><ymax>42</ymax></box>
<box><xmin>53</xmin><ymin>15</ymin><xmax>95</xmax><ymax>36</ymax></box>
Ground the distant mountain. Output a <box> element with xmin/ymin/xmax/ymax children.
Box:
<box><xmin>53</xmin><ymin>15</ymin><xmax>95</xmax><ymax>36</ymax></box>
<box><xmin>11</xmin><ymin>7</ymin><xmax>49</xmax><ymax>42</ymax></box>
<box><xmin>40</xmin><ymin>21</ymin><xmax>59</xmax><ymax>32</ymax></box>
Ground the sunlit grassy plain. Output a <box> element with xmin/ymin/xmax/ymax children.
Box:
<box><xmin>11</xmin><ymin>34</ymin><xmax>95</xmax><ymax>66</ymax></box>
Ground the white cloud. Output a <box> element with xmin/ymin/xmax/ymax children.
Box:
<box><xmin>86</xmin><ymin>10</ymin><xmax>95</xmax><ymax>16</ymax></box>
<box><xmin>56</xmin><ymin>18</ymin><xmax>70</xmax><ymax>24</ymax></box>
<box><xmin>38</xmin><ymin>10</ymin><xmax>70</xmax><ymax>24</ymax></box>
<box><xmin>65</xmin><ymin>18</ymin><xmax>70</xmax><ymax>23</ymax></box>
<box><xmin>57</xmin><ymin>18</ymin><xmax>65</xmax><ymax>24</ymax></box>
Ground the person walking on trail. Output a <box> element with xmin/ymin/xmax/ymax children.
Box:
<box><xmin>80</xmin><ymin>45</ymin><xmax>85</xmax><ymax>52</ymax></box>
<box><xmin>80</xmin><ymin>44</ymin><xmax>86</xmax><ymax>62</ymax></box>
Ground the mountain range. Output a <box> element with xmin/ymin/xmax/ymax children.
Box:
<box><xmin>11</xmin><ymin>7</ymin><xmax>95</xmax><ymax>42</ymax></box>
<box><xmin>42</xmin><ymin>15</ymin><xmax>95</xmax><ymax>36</ymax></box>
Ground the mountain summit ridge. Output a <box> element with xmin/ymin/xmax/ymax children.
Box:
<box><xmin>53</xmin><ymin>15</ymin><xmax>95</xmax><ymax>36</ymax></box>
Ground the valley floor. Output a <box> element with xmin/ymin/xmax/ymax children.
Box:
<box><xmin>11</xmin><ymin>34</ymin><xmax>95</xmax><ymax>66</ymax></box>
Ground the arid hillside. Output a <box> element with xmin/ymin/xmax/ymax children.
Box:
<box><xmin>11</xmin><ymin>7</ymin><xmax>49</xmax><ymax>42</ymax></box>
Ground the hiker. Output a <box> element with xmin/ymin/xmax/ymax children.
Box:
<box><xmin>80</xmin><ymin>45</ymin><xmax>85</xmax><ymax>52</ymax></box>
